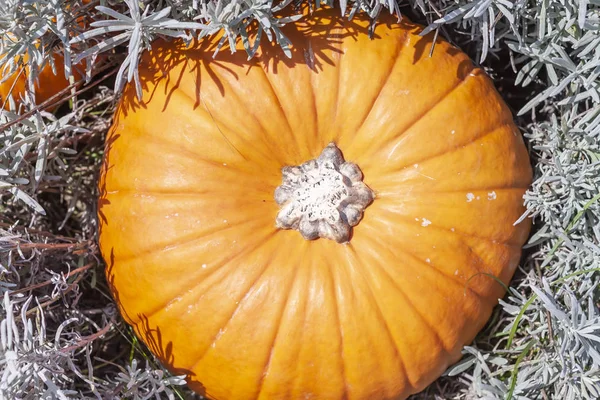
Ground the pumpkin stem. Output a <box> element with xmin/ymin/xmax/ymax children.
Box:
<box><xmin>274</xmin><ymin>143</ymin><xmax>374</xmax><ymax>243</ymax></box>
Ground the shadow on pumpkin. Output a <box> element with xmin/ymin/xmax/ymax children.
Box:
<box><xmin>103</xmin><ymin>247</ymin><xmax>205</xmax><ymax>397</ymax></box>
<box><xmin>116</xmin><ymin>6</ymin><xmax>465</xmax><ymax>117</ymax></box>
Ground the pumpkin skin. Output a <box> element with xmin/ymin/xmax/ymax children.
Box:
<box><xmin>1</xmin><ymin>0</ymin><xmax>93</xmax><ymax>109</ymax></box>
<box><xmin>98</xmin><ymin>7</ymin><xmax>532</xmax><ymax>400</ymax></box>
<box><xmin>0</xmin><ymin>50</ymin><xmax>77</xmax><ymax>109</ymax></box>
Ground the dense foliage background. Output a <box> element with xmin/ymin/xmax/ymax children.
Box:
<box><xmin>1</xmin><ymin>0</ymin><xmax>599</xmax><ymax>398</ymax></box>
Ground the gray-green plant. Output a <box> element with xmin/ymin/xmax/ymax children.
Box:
<box><xmin>1</xmin><ymin>0</ymin><xmax>600</xmax><ymax>399</ymax></box>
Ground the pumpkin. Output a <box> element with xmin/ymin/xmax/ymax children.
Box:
<box><xmin>0</xmin><ymin>0</ymin><xmax>94</xmax><ymax>109</ymax></box>
<box><xmin>0</xmin><ymin>50</ymin><xmax>78</xmax><ymax>109</ymax></box>
<box><xmin>98</xmin><ymin>7</ymin><xmax>532</xmax><ymax>400</ymax></box>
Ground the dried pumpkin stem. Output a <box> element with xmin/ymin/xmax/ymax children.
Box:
<box><xmin>274</xmin><ymin>143</ymin><xmax>374</xmax><ymax>243</ymax></box>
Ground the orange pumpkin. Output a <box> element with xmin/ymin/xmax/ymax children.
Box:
<box><xmin>0</xmin><ymin>0</ymin><xmax>94</xmax><ymax>109</ymax></box>
<box><xmin>98</xmin><ymin>7</ymin><xmax>532</xmax><ymax>400</ymax></box>
<box><xmin>0</xmin><ymin>50</ymin><xmax>78</xmax><ymax>109</ymax></box>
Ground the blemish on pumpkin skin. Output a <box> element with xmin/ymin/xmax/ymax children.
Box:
<box><xmin>165</xmin><ymin>296</ymin><xmax>183</xmax><ymax>311</ymax></box>
<box><xmin>466</xmin><ymin>193</ymin><xmax>475</xmax><ymax>202</ymax></box>
<box><xmin>488</xmin><ymin>191</ymin><xmax>497</xmax><ymax>200</ymax></box>
<box><xmin>420</xmin><ymin>218</ymin><xmax>431</xmax><ymax>227</ymax></box>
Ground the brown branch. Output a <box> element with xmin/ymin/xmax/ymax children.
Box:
<box><xmin>0</xmin><ymin>63</ymin><xmax>119</xmax><ymax>132</ymax></box>
<box><xmin>10</xmin><ymin>262</ymin><xmax>94</xmax><ymax>295</ymax></box>
<box><xmin>25</xmin><ymin>271</ymin><xmax>87</xmax><ymax>317</ymax></box>
<box><xmin>16</xmin><ymin>241</ymin><xmax>92</xmax><ymax>251</ymax></box>
<box><xmin>0</xmin><ymin>221</ymin><xmax>79</xmax><ymax>240</ymax></box>
<box><xmin>59</xmin><ymin>321</ymin><xmax>113</xmax><ymax>353</ymax></box>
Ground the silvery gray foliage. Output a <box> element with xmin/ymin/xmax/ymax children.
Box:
<box><xmin>0</xmin><ymin>110</ymin><xmax>87</xmax><ymax>215</ymax></box>
<box><xmin>2</xmin><ymin>0</ymin><xmax>600</xmax><ymax>399</ymax></box>
<box><xmin>0</xmin><ymin>290</ymin><xmax>186</xmax><ymax>399</ymax></box>
<box><xmin>70</xmin><ymin>0</ymin><xmax>207</xmax><ymax>98</ymax></box>
<box><xmin>110</xmin><ymin>359</ymin><xmax>187</xmax><ymax>400</ymax></box>
<box><xmin>0</xmin><ymin>292</ymin><xmax>77</xmax><ymax>399</ymax></box>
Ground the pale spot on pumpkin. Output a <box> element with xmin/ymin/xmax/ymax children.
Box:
<box><xmin>454</xmin><ymin>269</ymin><xmax>459</xmax><ymax>275</ymax></box>
<box><xmin>466</xmin><ymin>193</ymin><xmax>475</xmax><ymax>202</ymax></box>
<box><xmin>450</xmin><ymin>227</ymin><xmax>455</xmax><ymax>232</ymax></box>
<box><xmin>488</xmin><ymin>191</ymin><xmax>497</xmax><ymax>200</ymax></box>
<box><xmin>421</xmin><ymin>218</ymin><xmax>431</xmax><ymax>227</ymax></box>
<box><xmin>165</xmin><ymin>296</ymin><xmax>183</xmax><ymax>311</ymax></box>
<box><xmin>451</xmin><ymin>130</ymin><xmax>456</xmax><ymax>135</ymax></box>
<box><xmin>425</xmin><ymin>258</ymin><xmax>431</xmax><ymax>263</ymax></box>
<box><xmin>201</xmin><ymin>264</ymin><xmax>207</xmax><ymax>269</ymax></box>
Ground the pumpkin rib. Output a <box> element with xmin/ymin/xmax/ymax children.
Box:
<box><xmin>307</xmin><ymin>58</ymin><xmax>320</xmax><ymax>146</ymax></box>
<box><xmin>381</xmin><ymin>119</ymin><xmax>513</xmax><ymax>174</ymax></box>
<box><xmin>255</xmin><ymin>248</ymin><xmax>315</xmax><ymax>400</ymax></box>
<box><xmin>112</xmin><ymin>217</ymin><xmax>264</xmax><ymax>264</ymax></box>
<box><xmin>391</xmin><ymin>243</ymin><xmax>487</xmax><ymax>302</ymax></box>
<box><xmin>102</xmin><ymin>187</ymin><xmax>278</xmax><ymax>198</ymax></box>
<box><xmin>253</xmin><ymin>255</ymin><xmax>302</xmax><ymax>400</ymax></box>
<box><xmin>382</xmin><ymin>186</ymin><xmax>532</xmax><ymax>196</ymax></box>
<box><xmin>289</xmin><ymin>250</ymin><xmax>343</xmax><ymax>399</ymax></box>
<box><xmin>124</xmin><ymin>227</ymin><xmax>278</xmax><ymax>326</ymax></box>
<box><xmin>254</xmin><ymin>60</ymin><xmax>302</xmax><ymax>160</ymax></box>
<box><xmin>170</xmin><ymin>79</ymin><xmax>278</xmax><ymax>166</ymax></box>
<box><xmin>197</xmin><ymin>94</ymin><xmax>253</xmax><ymax>163</ymax></box>
<box><xmin>206</xmin><ymin>72</ymin><xmax>292</xmax><ymax>167</ymax></box>
<box><xmin>345</xmin><ymin>244</ymin><xmax>412</xmax><ymax>395</ymax></box>
<box><xmin>329</xmin><ymin>24</ymin><xmax>345</xmax><ymax>134</ymax></box>
<box><xmin>375</xmin><ymin>208</ymin><xmax>524</xmax><ymax>248</ymax></box>
<box><xmin>359</xmin><ymin>63</ymin><xmax>476</xmax><ymax>161</ymax></box>
<box><xmin>106</xmin><ymin>123</ymin><xmax>281</xmax><ymax>196</ymax></box>
<box><xmin>185</xmin><ymin>233</ymin><xmax>283</xmax><ymax>374</ymax></box>
<box><xmin>359</xmin><ymin>212</ymin><xmax>496</xmax><ymax>285</ymax></box>
<box><xmin>452</xmin><ymin>235</ymin><xmax>507</xmax><ymax>286</ymax></box>
<box><xmin>333</xmin><ymin>28</ymin><xmax>409</xmax><ymax>145</ymax></box>
<box><xmin>362</xmin><ymin>238</ymin><xmax>451</xmax><ymax>350</ymax></box>
<box><xmin>360</xmin><ymin>236</ymin><xmax>482</xmax><ymax>360</ymax></box>
<box><xmin>140</xmin><ymin>129</ymin><xmax>276</xmax><ymax>176</ymax></box>
<box><xmin>355</xmin><ymin>236</ymin><xmax>451</xmax><ymax>377</ymax></box>
<box><xmin>325</xmin><ymin>252</ymin><xmax>350</xmax><ymax>400</ymax></box>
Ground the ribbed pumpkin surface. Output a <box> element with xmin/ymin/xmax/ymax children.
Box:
<box><xmin>98</xmin><ymin>8</ymin><xmax>532</xmax><ymax>400</ymax></box>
